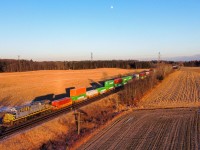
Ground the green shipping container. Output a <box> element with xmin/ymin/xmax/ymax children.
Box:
<box><xmin>71</xmin><ymin>93</ymin><xmax>87</xmax><ymax>101</ymax></box>
<box><xmin>122</xmin><ymin>76</ymin><xmax>132</xmax><ymax>84</ymax></box>
<box><xmin>106</xmin><ymin>86</ymin><xmax>114</xmax><ymax>90</ymax></box>
<box><xmin>104</xmin><ymin>80</ymin><xmax>114</xmax><ymax>87</ymax></box>
<box><xmin>115</xmin><ymin>83</ymin><xmax>122</xmax><ymax>87</ymax></box>
<box><xmin>122</xmin><ymin>77</ymin><xmax>128</xmax><ymax>84</ymax></box>
<box><xmin>127</xmin><ymin>76</ymin><xmax>133</xmax><ymax>81</ymax></box>
<box><xmin>97</xmin><ymin>87</ymin><xmax>107</xmax><ymax>94</ymax></box>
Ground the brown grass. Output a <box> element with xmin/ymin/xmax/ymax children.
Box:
<box><xmin>0</xmin><ymin>111</ymin><xmax>75</xmax><ymax>150</ymax></box>
<box><xmin>0</xmin><ymin>68</ymin><xmax>144</xmax><ymax>106</ymax></box>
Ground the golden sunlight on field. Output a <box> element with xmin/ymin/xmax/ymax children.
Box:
<box><xmin>0</xmin><ymin>68</ymin><xmax>143</xmax><ymax>106</ymax></box>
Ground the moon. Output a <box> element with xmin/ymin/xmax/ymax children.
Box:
<box><xmin>110</xmin><ymin>5</ymin><xmax>114</xmax><ymax>9</ymax></box>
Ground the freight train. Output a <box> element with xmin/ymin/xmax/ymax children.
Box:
<box><xmin>0</xmin><ymin>70</ymin><xmax>152</xmax><ymax>130</ymax></box>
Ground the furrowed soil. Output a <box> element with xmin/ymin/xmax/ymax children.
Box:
<box><xmin>0</xmin><ymin>68</ymin><xmax>141</xmax><ymax>106</ymax></box>
<box><xmin>79</xmin><ymin>108</ymin><xmax>200</xmax><ymax>150</ymax></box>
<box><xmin>140</xmin><ymin>67</ymin><xmax>200</xmax><ymax>108</ymax></box>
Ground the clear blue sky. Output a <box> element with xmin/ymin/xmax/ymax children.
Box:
<box><xmin>0</xmin><ymin>0</ymin><xmax>199</xmax><ymax>61</ymax></box>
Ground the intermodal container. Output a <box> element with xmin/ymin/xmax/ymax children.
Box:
<box><xmin>122</xmin><ymin>77</ymin><xmax>128</xmax><ymax>85</ymax></box>
<box><xmin>71</xmin><ymin>94</ymin><xmax>87</xmax><ymax>101</ymax></box>
<box><xmin>133</xmin><ymin>74</ymin><xmax>139</xmax><ymax>80</ymax></box>
<box><xmin>70</xmin><ymin>87</ymin><xmax>86</xmax><ymax>97</ymax></box>
<box><xmin>86</xmin><ymin>90</ymin><xmax>98</xmax><ymax>98</ymax></box>
<box><xmin>139</xmin><ymin>72</ymin><xmax>146</xmax><ymax>79</ymax></box>
<box><xmin>52</xmin><ymin>97</ymin><xmax>72</xmax><ymax>109</ymax></box>
<box><xmin>104</xmin><ymin>80</ymin><xmax>114</xmax><ymax>87</ymax></box>
<box><xmin>114</xmin><ymin>78</ymin><xmax>122</xmax><ymax>84</ymax></box>
<box><xmin>97</xmin><ymin>87</ymin><xmax>107</xmax><ymax>94</ymax></box>
<box><xmin>106</xmin><ymin>85</ymin><xmax>114</xmax><ymax>90</ymax></box>
<box><xmin>126</xmin><ymin>76</ymin><xmax>133</xmax><ymax>81</ymax></box>
<box><xmin>114</xmin><ymin>78</ymin><xmax>123</xmax><ymax>87</ymax></box>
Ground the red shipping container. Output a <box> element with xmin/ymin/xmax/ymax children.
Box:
<box><xmin>139</xmin><ymin>72</ymin><xmax>146</xmax><ymax>77</ymax></box>
<box><xmin>70</xmin><ymin>87</ymin><xmax>86</xmax><ymax>96</ymax></box>
<box><xmin>52</xmin><ymin>97</ymin><xmax>72</xmax><ymax>109</ymax></box>
<box><xmin>114</xmin><ymin>78</ymin><xmax>123</xmax><ymax>84</ymax></box>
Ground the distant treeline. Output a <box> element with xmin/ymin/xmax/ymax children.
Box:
<box><xmin>0</xmin><ymin>59</ymin><xmax>198</xmax><ymax>73</ymax></box>
<box><xmin>183</xmin><ymin>60</ymin><xmax>200</xmax><ymax>67</ymax></box>
<box><xmin>0</xmin><ymin>59</ymin><xmax>154</xmax><ymax>72</ymax></box>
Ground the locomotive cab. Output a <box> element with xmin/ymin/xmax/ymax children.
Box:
<box><xmin>2</xmin><ymin>113</ymin><xmax>15</xmax><ymax>125</ymax></box>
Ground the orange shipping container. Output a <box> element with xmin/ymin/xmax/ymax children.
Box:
<box><xmin>52</xmin><ymin>97</ymin><xmax>72</xmax><ymax>109</ymax></box>
<box><xmin>70</xmin><ymin>87</ymin><xmax>86</xmax><ymax>96</ymax></box>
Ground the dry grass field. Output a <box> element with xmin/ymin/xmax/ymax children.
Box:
<box><xmin>140</xmin><ymin>67</ymin><xmax>200</xmax><ymax>108</ymax></box>
<box><xmin>0</xmin><ymin>68</ymin><xmax>142</xmax><ymax>106</ymax></box>
<box><xmin>79</xmin><ymin>108</ymin><xmax>200</xmax><ymax>150</ymax></box>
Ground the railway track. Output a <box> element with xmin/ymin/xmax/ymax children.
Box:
<box><xmin>0</xmin><ymin>87</ymin><xmax>122</xmax><ymax>140</ymax></box>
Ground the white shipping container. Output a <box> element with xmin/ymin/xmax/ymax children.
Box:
<box><xmin>134</xmin><ymin>74</ymin><xmax>139</xmax><ymax>79</ymax></box>
<box><xmin>86</xmin><ymin>90</ymin><xmax>98</xmax><ymax>97</ymax></box>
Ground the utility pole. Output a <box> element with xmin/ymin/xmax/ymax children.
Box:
<box><xmin>18</xmin><ymin>55</ymin><xmax>21</xmax><ymax>72</ymax></box>
<box><xmin>74</xmin><ymin>110</ymin><xmax>83</xmax><ymax>135</ymax></box>
<box><xmin>157</xmin><ymin>52</ymin><xmax>161</xmax><ymax>70</ymax></box>
<box><xmin>77</xmin><ymin>112</ymin><xmax>81</xmax><ymax>135</ymax></box>
<box><xmin>91</xmin><ymin>52</ymin><xmax>93</xmax><ymax>61</ymax></box>
<box><xmin>158</xmin><ymin>52</ymin><xmax>161</xmax><ymax>63</ymax></box>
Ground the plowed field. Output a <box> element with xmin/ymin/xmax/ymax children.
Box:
<box><xmin>140</xmin><ymin>68</ymin><xmax>200</xmax><ymax>108</ymax></box>
<box><xmin>79</xmin><ymin>108</ymin><xmax>200</xmax><ymax>150</ymax></box>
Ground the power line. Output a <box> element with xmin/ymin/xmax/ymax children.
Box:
<box><xmin>18</xmin><ymin>55</ymin><xmax>21</xmax><ymax>72</ymax></box>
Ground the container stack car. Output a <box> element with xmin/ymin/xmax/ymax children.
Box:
<box><xmin>133</xmin><ymin>74</ymin><xmax>140</xmax><ymax>80</ymax></box>
<box><xmin>52</xmin><ymin>97</ymin><xmax>72</xmax><ymax>109</ymax></box>
<box><xmin>126</xmin><ymin>76</ymin><xmax>133</xmax><ymax>81</ymax></box>
<box><xmin>122</xmin><ymin>76</ymin><xmax>133</xmax><ymax>85</ymax></box>
<box><xmin>114</xmin><ymin>78</ymin><xmax>123</xmax><ymax>87</ymax></box>
<box><xmin>139</xmin><ymin>72</ymin><xmax>146</xmax><ymax>79</ymax></box>
<box><xmin>86</xmin><ymin>89</ymin><xmax>99</xmax><ymax>98</ymax></box>
<box><xmin>104</xmin><ymin>80</ymin><xmax>114</xmax><ymax>90</ymax></box>
<box><xmin>97</xmin><ymin>87</ymin><xmax>107</xmax><ymax>94</ymax></box>
<box><xmin>70</xmin><ymin>87</ymin><xmax>87</xmax><ymax>101</ymax></box>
